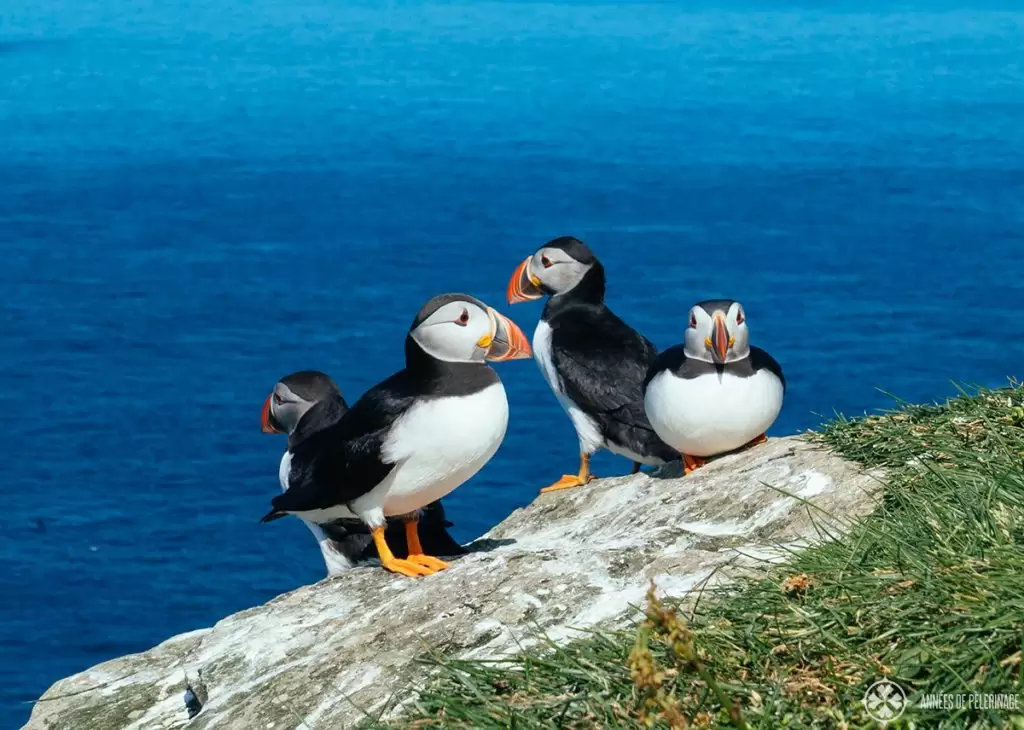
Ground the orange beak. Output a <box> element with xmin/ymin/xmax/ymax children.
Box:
<box><xmin>507</xmin><ymin>257</ymin><xmax>543</xmax><ymax>304</ymax></box>
<box><xmin>709</xmin><ymin>313</ymin><xmax>730</xmax><ymax>364</ymax></box>
<box><xmin>261</xmin><ymin>394</ymin><xmax>282</xmax><ymax>433</ymax></box>
<box><xmin>484</xmin><ymin>309</ymin><xmax>532</xmax><ymax>361</ymax></box>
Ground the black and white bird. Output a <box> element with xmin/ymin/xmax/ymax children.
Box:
<box><xmin>261</xmin><ymin>370</ymin><xmax>465</xmax><ymax>576</ymax></box>
<box><xmin>260</xmin><ymin>294</ymin><xmax>531</xmax><ymax>577</ymax></box>
<box><xmin>506</xmin><ymin>236</ymin><xmax>678</xmax><ymax>493</ymax></box>
<box><xmin>643</xmin><ymin>299</ymin><xmax>784</xmax><ymax>474</ymax></box>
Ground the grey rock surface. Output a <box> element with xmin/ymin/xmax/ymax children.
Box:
<box><xmin>25</xmin><ymin>436</ymin><xmax>883</xmax><ymax>730</ymax></box>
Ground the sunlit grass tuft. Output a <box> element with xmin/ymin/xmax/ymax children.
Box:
<box><xmin>365</xmin><ymin>382</ymin><xmax>1024</xmax><ymax>729</ymax></box>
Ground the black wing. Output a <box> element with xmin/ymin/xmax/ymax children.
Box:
<box><xmin>550</xmin><ymin>305</ymin><xmax>677</xmax><ymax>461</ymax></box>
<box><xmin>270</xmin><ymin>370</ymin><xmax>417</xmax><ymax>514</ymax></box>
<box><xmin>750</xmin><ymin>346</ymin><xmax>786</xmax><ymax>392</ymax></box>
<box><xmin>643</xmin><ymin>344</ymin><xmax>690</xmax><ymax>389</ymax></box>
<box><xmin>550</xmin><ymin>305</ymin><xmax>657</xmax><ymax>415</ymax></box>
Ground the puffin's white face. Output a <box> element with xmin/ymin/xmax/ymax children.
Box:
<box><xmin>507</xmin><ymin>245</ymin><xmax>593</xmax><ymax>301</ymax></box>
<box><xmin>683</xmin><ymin>300</ymin><xmax>750</xmax><ymax>364</ymax></box>
<box><xmin>410</xmin><ymin>297</ymin><xmax>532</xmax><ymax>363</ymax></box>
<box><xmin>261</xmin><ymin>370</ymin><xmax>341</xmax><ymax>435</ymax></box>
<box><xmin>261</xmin><ymin>382</ymin><xmax>313</xmax><ymax>434</ymax></box>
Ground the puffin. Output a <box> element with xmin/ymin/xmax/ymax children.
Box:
<box><xmin>643</xmin><ymin>298</ymin><xmax>785</xmax><ymax>474</ymax></box>
<box><xmin>506</xmin><ymin>236</ymin><xmax>678</xmax><ymax>493</ymax></box>
<box><xmin>260</xmin><ymin>293</ymin><xmax>531</xmax><ymax>577</ymax></box>
<box><xmin>260</xmin><ymin>370</ymin><xmax>465</xmax><ymax>576</ymax></box>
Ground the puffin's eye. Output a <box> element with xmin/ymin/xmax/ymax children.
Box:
<box><xmin>689</xmin><ymin>313</ymin><xmax>698</xmax><ymax>329</ymax></box>
<box><xmin>273</xmin><ymin>393</ymin><xmax>284</xmax><ymax>406</ymax></box>
<box><xmin>456</xmin><ymin>309</ymin><xmax>470</xmax><ymax>326</ymax></box>
<box><xmin>736</xmin><ymin>310</ymin><xmax>745</xmax><ymax>325</ymax></box>
<box><xmin>540</xmin><ymin>255</ymin><xmax>552</xmax><ymax>268</ymax></box>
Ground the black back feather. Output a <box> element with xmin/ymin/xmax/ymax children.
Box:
<box><xmin>542</xmin><ymin>251</ymin><xmax>677</xmax><ymax>463</ymax></box>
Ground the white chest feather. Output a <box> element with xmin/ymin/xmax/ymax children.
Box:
<box><xmin>533</xmin><ymin>320</ymin><xmax>605</xmax><ymax>454</ymax></box>
<box><xmin>278</xmin><ymin>451</ymin><xmax>292</xmax><ymax>493</ymax></box>
<box><xmin>372</xmin><ymin>382</ymin><xmax>510</xmax><ymax>515</ymax></box>
<box><xmin>644</xmin><ymin>367</ymin><xmax>784</xmax><ymax>457</ymax></box>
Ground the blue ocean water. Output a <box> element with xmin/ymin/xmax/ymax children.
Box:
<box><xmin>3</xmin><ymin>0</ymin><xmax>1023</xmax><ymax>724</ymax></box>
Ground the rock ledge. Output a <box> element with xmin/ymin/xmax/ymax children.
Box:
<box><xmin>25</xmin><ymin>436</ymin><xmax>883</xmax><ymax>730</ymax></box>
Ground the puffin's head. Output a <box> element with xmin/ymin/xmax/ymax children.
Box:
<box><xmin>683</xmin><ymin>299</ymin><xmax>751</xmax><ymax>365</ymax></box>
<box><xmin>409</xmin><ymin>293</ymin><xmax>532</xmax><ymax>364</ymax></box>
<box><xmin>261</xmin><ymin>370</ymin><xmax>342</xmax><ymax>434</ymax></box>
<box><xmin>507</xmin><ymin>236</ymin><xmax>601</xmax><ymax>303</ymax></box>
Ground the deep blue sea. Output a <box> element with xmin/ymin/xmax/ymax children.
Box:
<box><xmin>3</xmin><ymin>0</ymin><xmax>1024</xmax><ymax>724</ymax></box>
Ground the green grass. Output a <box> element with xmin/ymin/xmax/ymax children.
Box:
<box><xmin>365</xmin><ymin>384</ymin><xmax>1024</xmax><ymax>729</ymax></box>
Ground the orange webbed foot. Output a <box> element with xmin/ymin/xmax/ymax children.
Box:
<box><xmin>683</xmin><ymin>454</ymin><xmax>709</xmax><ymax>475</ymax></box>
<box><xmin>406</xmin><ymin>554</ymin><xmax>450</xmax><ymax>572</ymax></box>
<box><xmin>539</xmin><ymin>473</ymin><xmax>597</xmax><ymax>494</ymax></box>
<box><xmin>379</xmin><ymin>555</ymin><xmax>436</xmax><ymax>577</ymax></box>
<box><xmin>539</xmin><ymin>453</ymin><xmax>596</xmax><ymax>494</ymax></box>
<box><xmin>744</xmin><ymin>433</ymin><xmax>768</xmax><ymax>449</ymax></box>
<box><xmin>401</xmin><ymin>520</ymin><xmax>450</xmax><ymax>574</ymax></box>
<box><xmin>373</xmin><ymin>525</ymin><xmax>440</xmax><ymax>578</ymax></box>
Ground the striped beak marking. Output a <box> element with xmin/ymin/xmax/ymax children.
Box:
<box><xmin>261</xmin><ymin>395</ymin><xmax>283</xmax><ymax>433</ymax></box>
<box><xmin>706</xmin><ymin>312</ymin><xmax>734</xmax><ymax>364</ymax></box>
<box><xmin>506</xmin><ymin>257</ymin><xmax>543</xmax><ymax>304</ymax></box>
<box><xmin>479</xmin><ymin>307</ymin><xmax>532</xmax><ymax>361</ymax></box>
